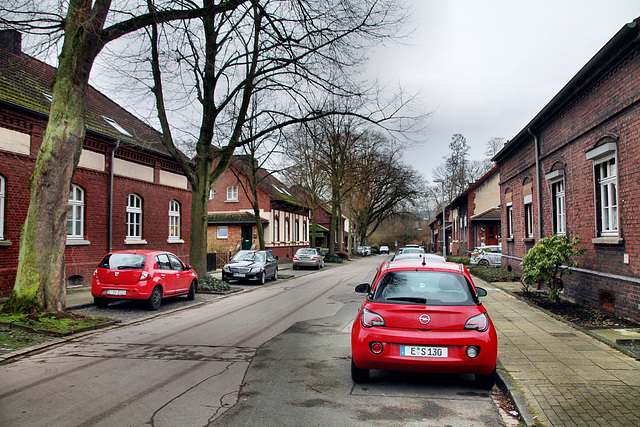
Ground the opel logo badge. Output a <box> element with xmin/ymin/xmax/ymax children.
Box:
<box><xmin>115</xmin><ymin>272</ymin><xmax>119</xmax><ymax>277</ymax></box>
<box><xmin>419</xmin><ymin>314</ymin><xmax>431</xmax><ymax>325</ymax></box>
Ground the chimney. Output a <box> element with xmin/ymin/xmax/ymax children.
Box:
<box><xmin>0</xmin><ymin>30</ymin><xmax>22</xmax><ymax>54</ymax></box>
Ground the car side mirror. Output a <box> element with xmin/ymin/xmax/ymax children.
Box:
<box><xmin>476</xmin><ymin>287</ymin><xmax>487</xmax><ymax>297</ymax></box>
<box><xmin>185</xmin><ymin>264</ymin><xmax>191</xmax><ymax>270</ymax></box>
<box><xmin>355</xmin><ymin>283</ymin><xmax>370</xmax><ymax>294</ymax></box>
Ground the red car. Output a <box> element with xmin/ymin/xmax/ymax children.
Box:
<box><xmin>91</xmin><ymin>250</ymin><xmax>198</xmax><ymax>310</ymax></box>
<box><xmin>351</xmin><ymin>259</ymin><xmax>497</xmax><ymax>389</ymax></box>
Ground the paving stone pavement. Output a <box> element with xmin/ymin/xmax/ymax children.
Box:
<box><xmin>478</xmin><ymin>278</ymin><xmax>640</xmax><ymax>426</ymax></box>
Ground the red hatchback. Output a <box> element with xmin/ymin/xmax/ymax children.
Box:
<box><xmin>351</xmin><ymin>259</ymin><xmax>497</xmax><ymax>389</ymax></box>
<box><xmin>91</xmin><ymin>250</ymin><xmax>198</xmax><ymax>310</ymax></box>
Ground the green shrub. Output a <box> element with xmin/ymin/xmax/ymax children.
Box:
<box><xmin>468</xmin><ymin>266</ymin><xmax>520</xmax><ymax>282</ymax></box>
<box><xmin>521</xmin><ymin>235</ymin><xmax>585</xmax><ymax>303</ymax></box>
<box><xmin>324</xmin><ymin>254</ymin><xmax>344</xmax><ymax>263</ymax></box>
<box><xmin>198</xmin><ymin>275</ymin><xmax>230</xmax><ymax>292</ymax></box>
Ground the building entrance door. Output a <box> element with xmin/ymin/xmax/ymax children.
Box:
<box><xmin>241</xmin><ymin>226</ymin><xmax>253</xmax><ymax>250</ymax></box>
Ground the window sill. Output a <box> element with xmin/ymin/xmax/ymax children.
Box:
<box><xmin>523</xmin><ymin>238</ymin><xmax>535</xmax><ymax>243</ymax></box>
<box><xmin>0</xmin><ymin>239</ymin><xmax>12</xmax><ymax>247</ymax></box>
<box><xmin>167</xmin><ymin>238</ymin><xmax>185</xmax><ymax>244</ymax></box>
<box><xmin>225</xmin><ymin>200</ymin><xmax>239</xmax><ymax>203</ymax></box>
<box><xmin>125</xmin><ymin>239</ymin><xmax>147</xmax><ymax>245</ymax></box>
<box><xmin>592</xmin><ymin>236</ymin><xmax>623</xmax><ymax>245</ymax></box>
<box><xmin>66</xmin><ymin>238</ymin><xmax>91</xmax><ymax>246</ymax></box>
<box><xmin>217</xmin><ymin>237</ymin><xmax>228</xmax><ymax>240</ymax></box>
<box><xmin>506</xmin><ymin>237</ymin><xmax>514</xmax><ymax>242</ymax></box>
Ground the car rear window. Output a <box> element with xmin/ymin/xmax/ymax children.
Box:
<box><xmin>373</xmin><ymin>271</ymin><xmax>476</xmax><ymax>306</ymax></box>
<box><xmin>297</xmin><ymin>249</ymin><xmax>315</xmax><ymax>255</ymax></box>
<box><xmin>99</xmin><ymin>253</ymin><xmax>147</xmax><ymax>270</ymax></box>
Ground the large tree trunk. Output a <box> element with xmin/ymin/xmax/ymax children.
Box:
<box><xmin>189</xmin><ymin>158</ymin><xmax>213</xmax><ymax>279</ymax></box>
<box><xmin>1</xmin><ymin>0</ymin><xmax>110</xmax><ymax>313</ymax></box>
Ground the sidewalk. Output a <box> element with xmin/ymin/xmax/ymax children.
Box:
<box><xmin>478</xmin><ymin>278</ymin><xmax>640</xmax><ymax>426</ymax></box>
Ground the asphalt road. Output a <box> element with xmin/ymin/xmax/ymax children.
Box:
<box><xmin>0</xmin><ymin>256</ymin><xmax>505</xmax><ymax>426</ymax></box>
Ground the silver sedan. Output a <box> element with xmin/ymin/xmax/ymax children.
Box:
<box><xmin>292</xmin><ymin>248</ymin><xmax>325</xmax><ymax>270</ymax></box>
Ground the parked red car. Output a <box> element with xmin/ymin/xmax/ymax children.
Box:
<box><xmin>351</xmin><ymin>259</ymin><xmax>497</xmax><ymax>389</ymax></box>
<box><xmin>91</xmin><ymin>250</ymin><xmax>198</xmax><ymax>310</ymax></box>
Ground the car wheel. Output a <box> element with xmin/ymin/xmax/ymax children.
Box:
<box><xmin>479</xmin><ymin>259</ymin><xmax>490</xmax><ymax>267</ymax></box>
<box><xmin>351</xmin><ymin>359</ymin><xmax>370</xmax><ymax>384</ymax></box>
<box><xmin>147</xmin><ymin>286</ymin><xmax>163</xmax><ymax>311</ymax></box>
<box><xmin>475</xmin><ymin>367</ymin><xmax>496</xmax><ymax>390</ymax></box>
<box><xmin>293</xmin><ymin>264</ymin><xmax>297</xmax><ymax>270</ymax></box>
<box><xmin>187</xmin><ymin>280</ymin><xmax>196</xmax><ymax>301</ymax></box>
<box><xmin>94</xmin><ymin>297</ymin><xmax>109</xmax><ymax>308</ymax></box>
<box><xmin>272</xmin><ymin>268</ymin><xmax>278</xmax><ymax>280</ymax></box>
<box><xmin>259</xmin><ymin>272</ymin><xmax>266</xmax><ymax>285</ymax></box>
<box><xmin>316</xmin><ymin>262</ymin><xmax>321</xmax><ymax>270</ymax></box>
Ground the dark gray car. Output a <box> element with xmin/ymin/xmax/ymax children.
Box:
<box><xmin>222</xmin><ymin>250</ymin><xmax>278</xmax><ymax>284</ymax></box>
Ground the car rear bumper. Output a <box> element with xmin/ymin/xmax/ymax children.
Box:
<box><xmin>91</xmin><ymin>281</ymin><xmax>154</xmax><ymax>300</ymax></box>
<box><xmin>351</xmin><ymin>323</ymin><xmax>497</xmax><ymax>374</ymax></box>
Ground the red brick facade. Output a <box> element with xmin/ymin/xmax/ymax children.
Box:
<box><xmin>494</xmin><ymin>19</ymin><xmax>640</xmax><ymax>321</ymax></box>
<box><xmin>0</xmin><ymin>39</ymin><xmax>192</xmax><ymax>297</ymax></box>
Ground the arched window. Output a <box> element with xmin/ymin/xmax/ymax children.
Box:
<box><xmin>285</xmin><ymin>218</ymin><xmax>290</xmax><ymax>241</ymax></box>
<box><xmin>127</xmin><ymin>194</ymin><xmax>143</xmax><ymax>239</ymax></box>
<box><xmin>67</xmin><ymin>184</ymin><xmax>84</xmax><ymax>239</ymax></box>
<box><xmin>274</xmin><ymin>217</ymin><xmax>280</xmax><ymax>242</ymax></box>
<box><xmin>169</xmin><ymin>200</ymin><xmax>180</xmax><ymax>240</ymax></box>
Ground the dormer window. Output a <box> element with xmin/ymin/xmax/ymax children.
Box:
<box><xmin>102</xmin><ymin>116</ymin><xmax>133</xmax><ymax>137</ymax></box>
<box><xmin>42</xmin><ymin>93</ymin><xmax>53</xmax><ymax>102</ymax></box>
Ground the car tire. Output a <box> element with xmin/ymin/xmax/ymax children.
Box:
<box><xmin>293</xmin><ymin>265</ymin><xmax>297</xmax><ymax>270</ymax></box>
<box><xmin>316</xmin><ymin>263</ymin><xmax>321</xmax><ymax>270</ymax></box>
<box><xmin>479</xmin><ymin>259</ymin><xmax>490</xmax><ymax>267</ymax></box>
<box><xmin>147</xmin><ymin>286</ymin><xmax>163</xmax><ymax>311</ymax></box>
<box><xmin>94</xmin><ymin>297</ymin><xmax>109</xmax><ymax>308</ymax></box>
<box><xmin>187</xmin><ymin>280</ymin><xmax>196</xmax><ymax>301</ymax></box>
<box><xmin>259</xmin><ymin>272</ymin><xmax>266</xmax><ymax>285</ymax></box>
<box><xmin>272</xmin><ymin>268</ymin><xmax>278</xmax><ymax>280</ymax></box>
<box><xmin>351</xmin><ymin>359</ymin><xmax>370</xmax><ymax>384</ymax></box>
<box><xmin>475</xmin><ymin>367</ymin><xmax>496</xmax><ymax>390</ymax></box>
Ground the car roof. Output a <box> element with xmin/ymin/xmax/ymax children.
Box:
<box><xmin>383</xmin><ymin>259</ymin><xmax>465</xmax><ymax>274</ymax></box>
<box><xmin>108</xmin><ymin>250</ymin><xmax>167</xmax><ymax>256</ymax></box>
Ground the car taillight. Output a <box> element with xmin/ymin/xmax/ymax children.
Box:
<box><xmin>293</xmin><ymin>256</ymin><xmax>299</xmax><ymax>261</ymax></box>
<box><xmin>93</xmin><ymin>269</ymin><xmax>98</xmax><ymax>278</ymax></box>
<box><xmin>464</xmin><ymin>313</ymin><xmax>489</xmax><ymax>332</ymax></box>
<box><xmin>139</xmin><ymin>270</ymin><xmax>150</xmax><ymax>280</ymax></box>
<box><xmin>361</xmin><ymin>309</ymin><xmax>385</xmax><ymax>328</ymax></box>
<box><xmin>311</xmin><ymin>256</ymin><xmax>317</xmax><ymax>261</ymax></box>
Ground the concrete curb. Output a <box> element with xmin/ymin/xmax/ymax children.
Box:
<box><xmin>496</xmin><ymin>360</ymin><xmax>538</xmax><ymax>426</ymax></box>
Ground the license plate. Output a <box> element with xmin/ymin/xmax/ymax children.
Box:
<box><xmin>401</xmin><ymin>345</ymin><xmax>448</xmax><ymax>358</ymax></box>
<box><xmin>106</xmin><ymin>289</ymin><xmax>126</xmax><ymax>296</ymax></box>
<box><xmin>233</xmin><ymin>273</ymin><xmax>246</xmax><ymax>277</ymax></box>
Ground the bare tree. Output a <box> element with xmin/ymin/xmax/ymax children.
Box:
<box><xmin>282</xmin><ymin>122</ymin><xmax>329</xmax><ymax>249</ymax></box>
<box><xmin>349</xmin><ymin>132</ymin><xmax>424</xmax><ymax>245</ymax></box>
<box><xmin>146</xmin><ymin>0</ymin><xmax>409</xmax><ymax>275</ymax></box>
<box><xmin>1</xmin><ymin>0</ymin><xmax>248</xmax><ymax>313</ymax></box>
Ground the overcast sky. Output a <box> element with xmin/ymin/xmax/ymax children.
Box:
<box><xmin>367</xmin><ymin>0</ymin><xmax>640</xmax><ymax>181</ymax></box>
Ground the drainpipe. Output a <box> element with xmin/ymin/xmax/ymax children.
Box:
<box><xmin>527</xmin><ymin>128</ymin><xmax>543</xmax><ymax>239</ymax></box>
<box><xmin>108</xmin><ymin>140</ymin><xmax>120</xmax><ymax>252</ymax></box>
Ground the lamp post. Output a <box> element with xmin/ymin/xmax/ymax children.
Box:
<box><xmin>434</xmin><ymin>179</ymin><xmax>446</xmax><ymax>257</ymax></box>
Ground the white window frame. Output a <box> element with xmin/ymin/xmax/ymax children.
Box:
<box><xmin>168</xmin><ymin>200</ymin><xmax>181</xmax><ymax>241</ymax></box>
<box><xmin>126</xmin><ymin>194</ymin><xmax>143</xmax><ymax>241</ymax></box>
<box><xmin>0</xmin><ymin>175</ymin><xmax>4</xmax><ymax>240</ymax></box>
<box><xmin>524</xmin><ymin>200</ymin><xmax>533</xmax><ymax>238</ymax></box>
<box><xmin>209</xmin><ymin>188</ymin><xmax>216</xmax><ymax>200</ymax></box>
<box><xmin>226</xmin><ymin>186</ymin><xmax>238</xmax><ymax>201</ymax></box>
<box><xmin>295</xmin><ymin>220</ymin><xmax>300</xmax><ymax>241</ymax></box>
<box><xmin>552</xmin><ymin>179</ymin><xmax>566</xmax><ymax>235</ymax></box>
<box><xmin>217</xmin><ymin>226</ymin><xmax>228</xmax><ymax>239</ymax></box>
<box><xmin>506</xmin><ymin>202</ymin><xmax>513</xmax><ymax>238</ymax></box>
<box><xmin>595</xmin><ymin>155</ymin><xmax>618</xmax><ymax>237</ymax></box>
<box><xmin>285</xmin><ymin>218</ymin><xmax>290</xmax><ymax>242</ymax></box>
<box><xmin>67</xmin><ymin>184</ymin><xmax>84</xmax><ymax>239</ymax></box>
<box><xmin>274</xmin><ymin>218</ymin><xmax>279</xmax><ymax>242</ymax></box>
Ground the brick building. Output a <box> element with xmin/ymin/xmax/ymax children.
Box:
<box><xmin>493</xmin><ymin>18</ymin><xmax>640</xmax><ymax>321</ymax></box>
<box><xmin>0</xmin><ymin>31</ymin><xmax>192</xmax><ymax>297</ymax></box>
<box><xmin>449</xmin><ymin>165</ymin><xmax>501</xmax><ymax>257</ymax></box>
<box><xmin>207</xmin><ymin>156</ymin><xmax>310</xmax><ymax>260</ymax></box>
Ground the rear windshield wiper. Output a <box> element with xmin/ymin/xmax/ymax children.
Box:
<box><xmin>386</xmin><ymin>296</ymin><xmax>427</xmax><ymax>304</ymax></box>
<box><xmin>117</xmin><ymin>265</ymin><xmax>142</xmax><ymax>269</ymax></box>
